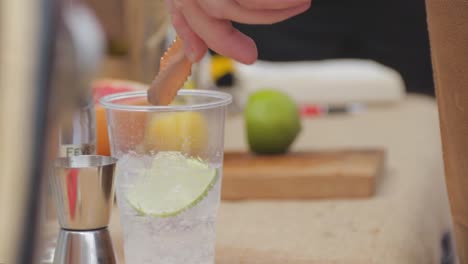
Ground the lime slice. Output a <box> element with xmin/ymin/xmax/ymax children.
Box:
<box><xmin>126</xmin><ymin>151</ymin><xmax>217</xmax><ymax>217</ymax></box>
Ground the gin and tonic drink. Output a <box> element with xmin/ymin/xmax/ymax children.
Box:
<box><xmin>101</xmin><ymin>90</ymin><xmax>231</xmax><ymax>264</ymax></box>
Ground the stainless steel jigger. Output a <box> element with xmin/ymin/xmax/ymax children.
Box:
<box><xmin>51</xmin><ymin>155</ymin><xmax>118</xmax><ymax>264</ymax></box>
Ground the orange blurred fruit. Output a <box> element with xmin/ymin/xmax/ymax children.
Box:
<box><xmin>92</xmin><ymin>79</ymin><xmax>147</xmax><ymax>156</ymax></box>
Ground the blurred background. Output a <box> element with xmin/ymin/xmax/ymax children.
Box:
<box><xmin>233</xmin><ymin>0</ymin><xmax>434</xmax><ymax>96</ymax></box>
<box><xmin>90</xmin><ymin>0</ymin><xmax>434</xmax><ymax>98</ymax></box>
<box><xmin>0</xmin><ymin>0</ymin><xmax>456</xmax><ymax>263</ymax></box>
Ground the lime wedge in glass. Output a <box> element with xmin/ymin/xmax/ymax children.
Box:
<box><xmin>126</xmin><ymin>151</ymin><xmax>217</xmax><ymax>217</ymax></box>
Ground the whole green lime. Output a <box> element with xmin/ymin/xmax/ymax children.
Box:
<box><xmin>244</xmin><ymin>89</ymin><xmax>301</xmax><ymax>154</ymax></box>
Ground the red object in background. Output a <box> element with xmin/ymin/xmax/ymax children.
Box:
<box><xmin>300</xmin><ymin>103</ymin><xmax>366</xmax><ymax>118</ymax></box>
<box><xmin>300</xmin><ymin>105</ymin><xmax>322</xmax><ymax>117</ymax></box>
<box><xmin>66</xmin><ymin>169</ymin><xmax>79</xmax><ymax>219</ymax></box>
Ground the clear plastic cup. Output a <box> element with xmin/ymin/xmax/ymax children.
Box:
<box><xmin>100</xmin><ymin>90</ymin><xmax>231</xmax><ymax>264</ymax></box>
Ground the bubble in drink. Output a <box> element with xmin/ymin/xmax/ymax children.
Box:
<box><xmin>115</xmin><ymin>152</ymin><xmax>222</xmax><ymax>264</ymax></box>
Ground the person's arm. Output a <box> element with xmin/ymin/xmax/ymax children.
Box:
<box><xmin>165</xmin><ymin>0</ymin><xmax>311</xmax><ymax>64</ymax></box>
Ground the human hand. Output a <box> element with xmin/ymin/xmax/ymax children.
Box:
<box><xmin>165</xmin><ymin>0</ymin><xmax>311</xmax><ymax>64</ymax></box>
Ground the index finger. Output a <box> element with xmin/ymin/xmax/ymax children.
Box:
<box><xmin>236</xmin><ymin>0</ymin><xmax>311</xmax><ymax>10</ymax></box>
<box><xmin>181</xmin><ymin>0</ymin><xmax>258</xmax><ymax>64</ymax></box>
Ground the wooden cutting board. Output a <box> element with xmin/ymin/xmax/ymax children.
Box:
<box><xmin>221</xmin><ymin>149</ymin><xmax>385</xmax><ymax>200</ymax></box>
